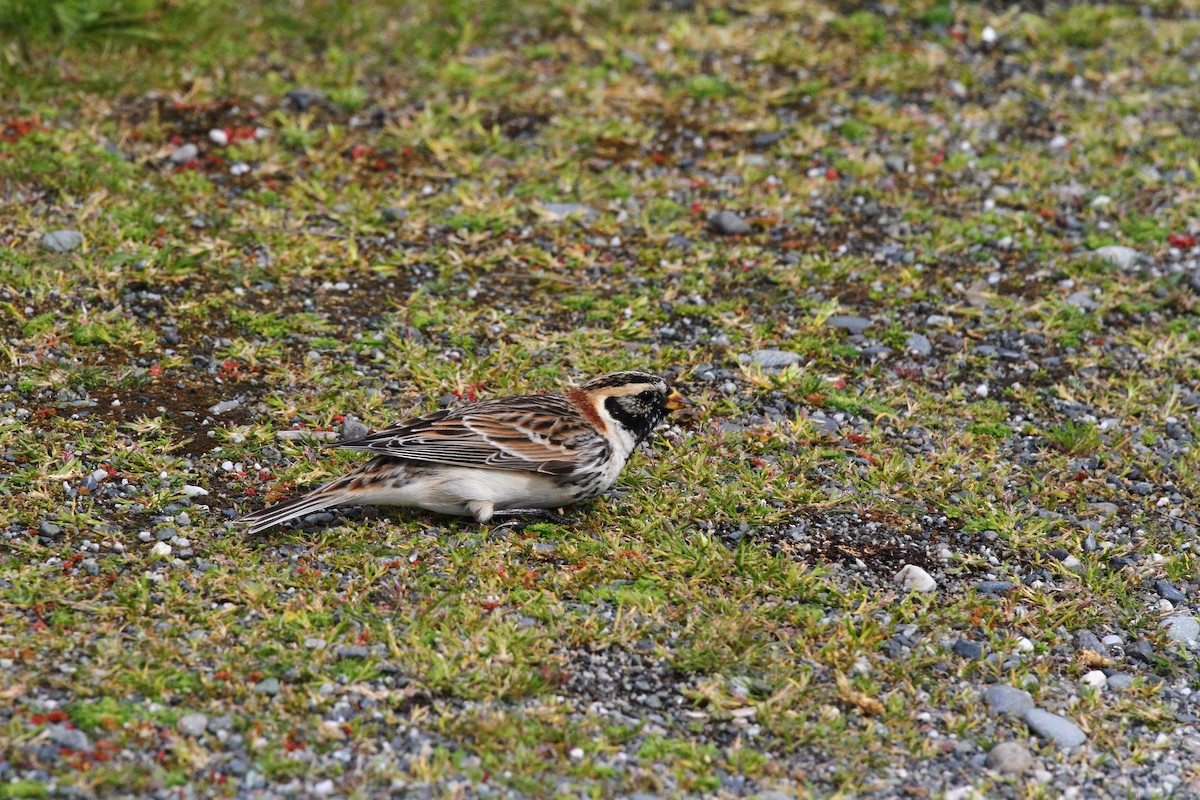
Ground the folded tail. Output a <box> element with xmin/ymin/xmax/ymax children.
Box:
<box><xmin>239</xmin><ymin>481</ymin><xmax>352</xmax><ymax>535</ymax></box>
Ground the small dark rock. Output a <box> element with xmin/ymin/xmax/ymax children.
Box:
<box><xmin>708</xmin><ymin>210</ymin><xmax>752</xmax><ymax>235</ymax></box>
<box><xmin>752</xmin><ymin>131</ymin><xmax>785</xmax><ymax>149</ymax></box>
<box><xmin>982</xmin><ymin>685</ymin><xmax>1033</xmax><ymax>716</ymax></box>
<box><xmin>1155</xmin><ymin>580</ymin><xmax>1186</xmax><ymax>603</ymax></box>
<box><xmin>953</xmin><ymin>639</ymin><xmax>984</xmax><ymax>660</ymax></box>
<box><xmin>284</xmin><ymin>87</ymin><xmax>327</xmax><ymax>111</ymax></box>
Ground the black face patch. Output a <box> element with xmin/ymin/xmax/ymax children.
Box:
<box><xmin>605</xmin><ymin>393</ymin><xmax>666</xmax><ymax>445</ymax></box>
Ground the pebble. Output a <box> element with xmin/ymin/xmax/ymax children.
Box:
<box><xmin>313</xmin><ymin>779</ymin><xmax>336</xmax><ymax>797</ymax></box>
<box><xmin>40</xmin><ymin>229</ymin><xmax>84</xmax><ymax>253</ymax></box>
<box><xmin>1106</xmin><ymin>673</ymin><xmax>1134</xmax><ymax>691</ymax></box>
<box><xmin>181</xmin><ymin>485</ymin><xmax>209</xmax><ymax>497</ymax></box>
<box><xmin>980</xmin><ymin>25</ymin><xmax>997</xmax><ymax>45</ymax></box>
<box><xmin>894</xmin><ymin>564</ymin><xmax>936</xmax><ymax>592</ymax></box>
<box><xmin>737</xmin><ymin>349</ymin><xmax>802</xmax><ymax>369</ymax></box>
<box><xmin>1155</xmin><ymin>580</ymin><xmax>1186</xmax><ymax>603</ymax></box>
<box><xmin>983</xmin><ymin>685</ymin><xmax>1033</xmax><ymax>716</ymax></box>
<box><xmin>975</xmin><ymin>580</ymin><xmax>1015</xmax><ymax>595</ymax></box>
<box><xmin>305</xmin><ymin>637</ymin><xmax>327</xmax><ymax>650</ymax></box>
<box><xmin>177</xmin><ymin>713</ymin><xmax>209</xmax><ymax>737</ymax></box>
<box><xmin>208</xmin><ymin>399</ymin><xmax>241</xmax><ymax>415</ymax></box>
<box><xmin>985</xmin><ymin>741</ymin><xmax>1032</xmax><ymax>775</ymax></box>
<box><xmin>1022</xmin><ymin>709</ymin><xmax>1087</xmax><ymax>749</ymax></box>
<box><xmin>752</xmin><ymin>131</ymin><xmax>785</xmax><ymax>149</ymax></box>
<box><xmin>255</xmin><ymin>677</ymin><xmax>280</xmax><ymax>696</ymax></box>
<box><xmin>826</xmin><ymin>315</ymin><xmax>873</xmax><ymax>335</ymax></box>
<box><xmin>169</xmin><ymin>143</ymin><xmax>199</xmax><ymax>164</ymax></box>
<box><xmin>1080</xmin><ymin>670</ymin><xmax>1107</xmax><ymax>690</ymax></box>
<box><xmin>150</xmin><ymin>542</ymin><xmax>172</xmax><ymax>558</ymax></box>
<box><xmin>905</xmin><ymin>333</ymin><xmax>932</xmax><ymax>357</ymax></box>
<box><xmin>953</xmin><ymin>639</ymin><xmax>983</xmax><ymax>660</ymax></box>
<box><xmin>708</xmin><ymin>210</ymin><xmax>752</xmax><ymax>235</ymax></box>
<box><xmin>1161</xmin><ymin>615</ymin><xmax>1200</xmax><ymax>646</ymax></box>
<box><xmin>46</xmin><ymin>724</ymin><xmax>91</xmax><ymax>752</ymax></box>
<box><xmin>208</xmin><ymin>128</ymin><xmax>228</xmax><ymax>146</ymax></box>
<box><xmin>284</xmin><ymin>87</ymin><xmax>326</xmax><ymax>111</ymax></box>
<box><xmin>341</xmin><ymin>417</ymin><xmax>370</xmax><ymax>440</ymax></box>
<box><xmin>1090</xmin><ymin>245</ymin><xmax>1141</xmax><ymax>270</ymax></box>
<box><xmin>539</xmin><ymin>202</ymin><xmax>598</xmax><ymax>221</ymax></box>
<box><xmin>39</xmin><ymin>521</ymin><xmax>63</xmax><ymax>537</ymax></box>
<box><xmin>1065</xmin><ymin>290</ymin><xmax>1100</xmax><ymax>312</ymax></box>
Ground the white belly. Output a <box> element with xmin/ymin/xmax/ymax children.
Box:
<box><xmin>371</xmin><ymin>466</ymin><xmax>581</xmax><ymax>520</ymax></box>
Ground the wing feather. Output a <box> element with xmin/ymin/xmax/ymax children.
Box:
<box><xmin>329</xmin><ymin>394</ymin><xmax>606</xmax><ymax>475</ymax></box>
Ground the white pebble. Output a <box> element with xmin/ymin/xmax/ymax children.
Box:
<box><xmin>208</xmin><ymin>128</ymin><xmax>228</xmax><ymax>146</ymax></box>
<box><xmin>569</xmin><ymin>747</ymin><xmax>584</xmax><ymax>760</ymax></box>
<box><xmin>181</xmin><ymin>485</ymin><xmax>209</xmax><ymax>497</ymax></box>
<box><xmin>895</xmin><ymin>564</ymin><xmax>937</xmax><ymax>593</ymax></box>
<box><xmin>1080</xmin><ymin>670</ymin><xmax>1107</xmax><ymax>689</ymax></box>
<box><xmin>981</xmin><ymin>25</ymin><xmax>997</xmax><ymax>44</ymax></box>
<box><xmin>1015</xmin><ymin>637</ymin><xmax>1034</xmax><ymax>653</ymax></box>
<box><xmin>150</xmin><ymin>542</ymin><xmax>172</xmax><ymax>558</ymax></box>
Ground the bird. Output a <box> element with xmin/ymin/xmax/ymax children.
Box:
<box><xmin>238</xmin><ymin>371</ymin><xmax>686</xmax><ymax>534</ymax></box>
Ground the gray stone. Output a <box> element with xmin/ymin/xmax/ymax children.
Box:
<box><xmin>986</xmin><ymin>741</ymin><xmax>1034</xmax><ymax>775</ymax></box>
<box><xmin>284</xmin><ymin>87</ymin><xmax>326</xmax><ymax>111</ymax></box>
<box><xmin>169</xmin><ymin>143</ymin><xmax>199</xmax><ymax>164</ymax></box>
<box><xmin>953</xmin><ymin>639</ymin><xmax>983</xmax><ymax>660</ymax></box>
<box><xmin>341</xmin><ymin>417</ymin><xmax>370</xmax><ymax>441</ymax></box>
<box><xmin>752</xmin><ymin>132</ymin><xmax>785</xmax><ymax>149</ymax></box>
<box><xmin>826</xmin><ymin>315</ymin><xmax>873</xmax><ymax>335</ymax></box>
<box><xmin>1022</xmin><ymin>708</ymin><xmax>1087</xmax><ymax>749</ymax></box>
<box><xmin>1065</xmin><ymin>290</ymin><xmax>1100</xmax><ymax>312</ymax></box>
<box><xmin>983</xmin><ymin>685</ymin><xmax>1034</xmax><ymax>716</ymax></box>
<box><xmin>1089</xmin><ymin>245</ymin><xmax>1142</xmax><ymax>270</ymax></box>
<box><xmin>47</xmin><ymin>725</ymin><xmax>91</xmax><ymax>752</ymax></box>
<box><xmin>177</xmin><ymin>713</ymin><xmax>208</xmax><ymax>737</ymax></box>
<box><xmin>905</xmin><ymin>333</ymin><xmax>932</xmax><ymax>357</ymax></box>
<box><xmin>808</xmin><ymin>413</ymin><xmax>839</xmax><ymax>437</ymax></box>
<box><xmin>335</xmin><ymin>645</ymin><xmax>370</xmax><ymax>659</ymax></box>
<box><xmin>976</xmin><ymin>580</ymin><xmax>1015</xmax><ymax>595</ymax></box>
<box><xmin>1106</xmin><ymin>673</ymin><xmax>1134</xmax><ymax>691</ymax></box>
<box><xmin>1162</xmin><ymin>615</ymin><xmax>1200</xmax><ymax>646</ymax></box>
<box><xmin>1155</xmin><ymin>580</ymin><xmax>1186</xmax><ymax>603</ymax></box>
<box><xmin>207</xmin><ymin>715</ymin><xmax>234</xmax><ymax>733</ymax></box>
<box><xmin>1075</xmin><ymin>630</ymin><xmax>1105</xmax><ymax>654</ymax></box>
<box><xmin>708</xmin><ymin>210</ymin><xmax>752</xmax><ymax>235</ymax></box>
<box><xmin>254</xmin><ymin>677</ymin><xmax>280</xmax><ymax>696</ymax></box>
<box><xmin>539</xmin><ymin>202</ymin><xmax>598</xmax><ymax>222</ymax></box>
<box><xmin>208</xmin><ymin>399</ymin><xmax>241</xmax><ymax>415</ymax></box>
<box><xmin>738</xmin><ymin>349</ymin><xmax>802</xmax><ymax>369</ymax></box>
<box><xmin>38</xmin><ymin>521</ymin><xmax>63</xmax><ymax>537</ymax></box>
<box><xmin>380</xmin><ymin>207</ymin><xmax>408</xmax><ymax>222</ymax></box>
<box><xmin>40</xmin><ymin>230</ymin><xmax>84</xmax><ymax>253</ymax></box>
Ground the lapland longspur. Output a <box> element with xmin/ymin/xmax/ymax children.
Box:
<box><xmin>239</xmin><ymin>371</ymin><xmax>685</xmax><ymax>533</ymax></box>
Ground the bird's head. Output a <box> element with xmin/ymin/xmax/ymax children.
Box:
<box><xmin>580</xmin><ymin>371</ymin><xmax>687</xmax><ymax>446</ymax></box>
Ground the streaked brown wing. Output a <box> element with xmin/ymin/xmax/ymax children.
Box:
<box><xmin>329</xmin><ymin>395</ymin><xmax>606</xmax><ymax>475</ymax></box>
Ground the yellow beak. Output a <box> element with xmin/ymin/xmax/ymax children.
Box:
<box><xmin>665</xmin><ymin>389</ymin><xmax>687</xmax><ymax>411</ymax></box>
